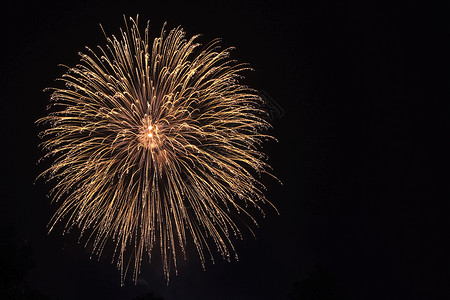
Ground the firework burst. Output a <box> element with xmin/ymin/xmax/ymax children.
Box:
<box><xmin>37</xmin><ymin>16</ymin><xmax>278</xmax><ymax>284</ymax></box>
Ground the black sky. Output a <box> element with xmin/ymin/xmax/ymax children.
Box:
<box><xmin>1</xmin><ymin>1</ymin><xmax>448</xmax><ymax>299</ymax></box>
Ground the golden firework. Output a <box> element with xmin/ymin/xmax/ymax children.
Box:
<box><xmin>37</xmin><ymin>16</ymin><xmax>277</xmax><ymax>284</ymax></box>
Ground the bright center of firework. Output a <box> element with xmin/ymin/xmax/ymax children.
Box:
<box><xmin>139</xmin><ymin>121</ymin><xmax>160</xmax><ymax>149</ymax></box>
<box><xmin>148</xmin><ymin>126</ymin><xmax>153</xmax><ymax>138</ymax></box>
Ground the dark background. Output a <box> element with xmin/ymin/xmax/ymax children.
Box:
<box><xmin>0</xmin><ymin>1</ymin><xmax>447</xmax><ymax>299</ymax></box>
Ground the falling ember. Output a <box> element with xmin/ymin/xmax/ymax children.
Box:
<box><xmin>36</xmin><ymin>15</ymin><xmax>278</xmax><ymax>285</ymax></box>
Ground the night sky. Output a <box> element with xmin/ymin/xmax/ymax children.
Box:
<box><xmin>1</xmin><ymin>1</ymin><xmax>447</xmax><ymax>299</ymax></box>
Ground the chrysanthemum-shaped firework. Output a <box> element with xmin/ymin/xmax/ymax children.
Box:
<box><xmin>37</xmin><ymin>16</ymin><xmax>277</xmax><ymax>284</ymax></box>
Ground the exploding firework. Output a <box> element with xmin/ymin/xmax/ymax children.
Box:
<box><xmin>37</xmin><ymin>16</ymin><xmax>278</xmax><ymax>284</ymax></box>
